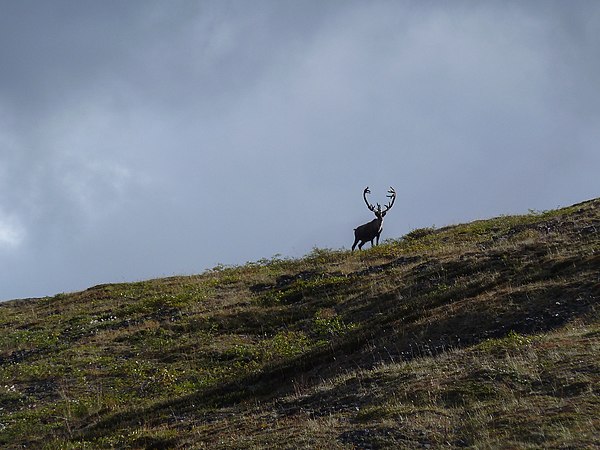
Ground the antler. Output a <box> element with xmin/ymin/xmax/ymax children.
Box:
<box><xmin>363</xmin><ymin>187</ymin><xmax>375</xmax><ymax>211</ymax></box>
<box><xmin>382</xmin><ymin>187</ymin><xmax>396</xmax><ymax>212</ymax></box>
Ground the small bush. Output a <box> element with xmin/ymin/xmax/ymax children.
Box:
<box><xmin>313</xmin><ymin>308</ymin><xmax>355</xmax><ymax>337</ymax></box>
<box><xmin>477</xmin><ymin>330</ymin><xmax>533</xmax><ymax>355</ymax></box>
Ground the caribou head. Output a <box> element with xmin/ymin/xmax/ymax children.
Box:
<box><xmin>352</xmin><ymin>186</ymin><xmax>396</xmax><ymax>251</ymax></box>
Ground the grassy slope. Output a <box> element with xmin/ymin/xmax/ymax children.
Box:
<box><xmin>1</xmin><ymin>198</ymin><xmax>599</xmax><ymax>449</ymax></box>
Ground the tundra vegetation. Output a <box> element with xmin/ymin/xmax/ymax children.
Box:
<box><xmin>1</xmin><ymin>198</ymin><xmax>599</xmax><ymax>449</ymax></box>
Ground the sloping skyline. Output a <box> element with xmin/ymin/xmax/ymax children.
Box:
<box><xmin>1</xmin><ymin>1</ymin><xmax>599</xmax><ymax>300</ymax></box>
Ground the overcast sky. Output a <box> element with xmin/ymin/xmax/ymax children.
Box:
<box><xmin>1</xmin><ymin>1</ymin><xmax>599</xmax><ymax>301</ymax></box>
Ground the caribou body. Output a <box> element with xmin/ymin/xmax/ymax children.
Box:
<box><xmin>352</xmin><ymin>186</ymin><xmax>396</xmax><ymax>251</ymax></box>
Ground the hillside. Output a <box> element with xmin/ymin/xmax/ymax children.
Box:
<box><xmin>1</xmin><ymin>198</ymin><xmax>599</xmax><ymax>449</ymax></box>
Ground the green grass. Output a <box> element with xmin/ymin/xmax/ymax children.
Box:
<box><xmin>1</xmin><ymin>197</ymin><xmax>599</xmax><ymax>448</ymax></box>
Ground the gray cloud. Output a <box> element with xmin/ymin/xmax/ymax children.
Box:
<box><xmin>1</xmin><ymin>1</ymin><xmax>599</xmax><ymax>300</ymax></box>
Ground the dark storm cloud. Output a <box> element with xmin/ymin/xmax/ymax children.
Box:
<box><xmin>1</xmin><ymin>1</ymin><xmax>599</xmax><ymax>300</ymax></box>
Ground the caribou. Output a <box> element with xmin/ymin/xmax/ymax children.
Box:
<box><xmin>352</xmin><ymin>186</ymin><xmax>396</xmax><ymax>251</ymax></box>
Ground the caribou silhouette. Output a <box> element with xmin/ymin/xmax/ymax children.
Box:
<box><xmin>352</xmin><ymin>186</ymin><xmax>396</xmax><ymax>251</ymax></box>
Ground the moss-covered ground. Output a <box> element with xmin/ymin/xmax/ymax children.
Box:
<box><xmin>1</xmin><ymin>198</ymin><xmax>599</xmax><ymax>448</ymax></box>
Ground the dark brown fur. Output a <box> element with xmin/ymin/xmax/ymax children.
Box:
<box><xmin>352</xmin><ymin>187</ymin><xmax>396</xmax><ymax>251</ymax></box>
